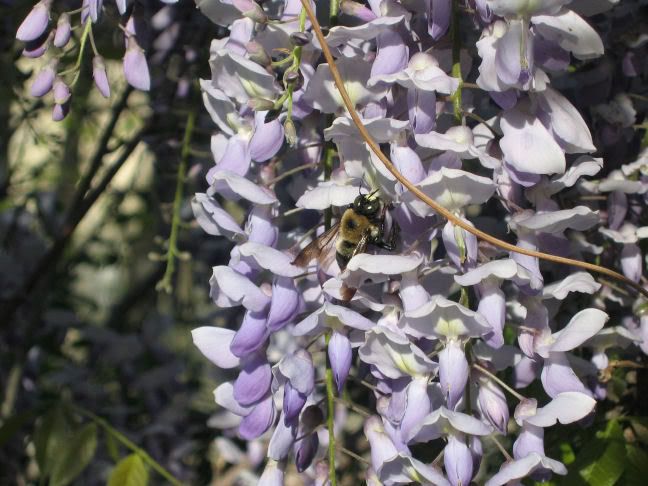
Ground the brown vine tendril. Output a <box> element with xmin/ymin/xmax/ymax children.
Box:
<box><xmin>298</xmin><ymin>0</ymin><xmax>648</xmax><ymax>300</ymax></box>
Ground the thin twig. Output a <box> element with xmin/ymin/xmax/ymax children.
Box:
<box><xmin>157</xmin><ymin>110</ymin><xmax>197</xmax><ymax>293</ymax></box>
<box><xmin>473</xmin><ymin>363</ymin><xmax>525</xmax><ymax>401</ymax></box>
<box><xmin>297</xmin><ymin>0</ymin><xmax>648</xmax><ymax>300</ymax></box>
<box><xmin>71</xmin><ymin>404</ymin><xmax>184</xmax><ymax>486</ymax></box>
<box><xmin>490</xmin><ymin>435</ymin><xmax>513</xmax><ymax>461</ymax></box>
<box><xmin>339</xmin><ymin>447</ymin><xmax>370</xmax><ymax>465</ymax></box>
<box><xmin>334</xmin><ymin>396</ymin><xmax>371</xmax><ymax>417</ymax></box>
<box><xmin>0</xmin><ymin>127</ymin><xmax>146</xmax><ymax>324</ymax></box>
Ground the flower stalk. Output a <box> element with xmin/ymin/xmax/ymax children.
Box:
<box><xmin>157</xmin><ymin>109</ymin><xmax>197</xmax><ymax>294</ymax></box>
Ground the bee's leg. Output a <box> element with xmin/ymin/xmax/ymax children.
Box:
<box><xmin>375</xmin><ymin>220</ymin><xmax>400</xmax><ymax>251</ymax></box>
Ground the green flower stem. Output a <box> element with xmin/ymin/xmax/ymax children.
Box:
<box><xmin>58</xmin><ymin>19</ymin><xmax>92</xmax><ymax>85</ymax></box>
<box><xmin>329</xmin><ymin>0</ymin><xmax>340</xmax><ymax>26</ymax></box>
<box><xmin>71</xmin><ymin>405</ymin><xmax>184</xmax><ymax>486</ymax></box>
<box><xmin>157</xmin><ymin>110</ymin><xmax>197</xmax><ymax>293</ymax></box>
<box><xmin>323</xmin><ymin>4</ymin><xmax>340</xmax><ymax>481</ymax></box>
<box><xmin>282</xmin><ymin>7</ymin><xmax>308</xmax><ymax>119</ymax></box>
<box><xmin>324</xmin><ymin>332</ymin><xmax>338</xmax><ymax>486</ymax></box>
<box><xmin>450</xmin><ymin>0</ymin><xmax>463</xmax><ymax>122</ymax></box>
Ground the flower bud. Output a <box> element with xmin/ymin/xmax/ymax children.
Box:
<box><xmin>294</xmin><ymin>433</ymin><xmax>318</xmax><ymax>473</ymax></box>
<box><xmin>23</xmin><ymin>31</ymin><xmax>53</xmax><ymax>58</ymax></box>
<box><xmin>340</xmin><ymin>0</ymin><xmax>377</xmax><ymax>22</ymax></box>
<box><xmin>123</xmin><ymin>36</ymin><xmax>150</xmax><ymax>91</ymax></box>
<box><xmin>246</xmin><ymin>41</ymin><xmax>271</xmax><ymax>66</ymax></box>
<box><xmin>30</xmin><ymin>60</ymin><xmax>57</xmax><ymax>97</ymax></box>
<box><xmin>328</xmin><ymin>331</ymin><xmax>352</xmax><ymax>393</ymax></box>
<box><xmin>93</xmin><ymin>56</ymin><xmax>111</xmax><ymax>98</ymax></box>
<box><xmin>477</xmin><ymin>378</ymin><xmax>509</xmax><ymax>434</ymax></box>
<box><xmin>52</xmin><ymin>102</ymin><xmax>70</xmax><ymax>122</ymax></box>
<box><xmin>284</xmin><ymin>119</ymin><xmax>297</xmax><ymax>147</ymax></box>
<box><xmin>16</xmin><ymin>0</ymin><xmax>52</xmax><ymax>42</ymax></box>
<box><xmin>53</xmin><ymin>77</ymin><xmax>71</xmax><ymax>105</ymax></box>
<box><xmin>289</xmin><ymin>31</ymin><xmax>312</xmax><ymax>47</ymax></box>
<box><xmin>53</xmin><ymin>13</ymin><xmax>71</xmax><ymax>48</ymax></box>
<box><xmin>232</xmin><ymin>0</ymin><xmax>268</xmax><ymax>24</ymax></box>
<box><xmin>444</xmin><ymin>433</ymin><xmax>474</xmax><ymax>486</ymax></box>
<box><xmin>283</xmin><ymin>70</ymin><xmax>303</xmax><ymax>91</ymax></box>
<box><xmin>439</xmin><ymin>339</ymin><xmax>468</xmax><ymax>410</ymax></box>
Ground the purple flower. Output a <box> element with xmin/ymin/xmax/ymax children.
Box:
<box><xmin>123</xmin><ymin>36</ymin><xmax>151</xmax><ymax>91</ymax></box>
<box><xmin>53</xmin><ymin>13</ymin><xmax>71</xmax><ymax>48</ymax></box>
<box><xmin>16</xmin><ymin>0</ymin><xmax>52</xmax><ymax>42</ymax></box>
<box><xmin>30</xmin><ymin>61</ymin><xmax>57</xmax><ymax>97</ymax></box>
<box><xmin>93</xmin><ymin>56</ymin><xmax>111</xmax><ymax>98</ymax></box>
<box><xmin>328</xmin><ymin>331</ymin><xmax>353</xmax><ymax>392</ymax></box>
<box><xmin>439</xmin><ymin>340</ymin><xmax>469</xmax><ymax>410</ymax></box>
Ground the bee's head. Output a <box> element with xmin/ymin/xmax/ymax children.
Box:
<box><xmin>353</xmin><ymin>191</ymin><xmax>381</xmax><ymax>217</ymax></box>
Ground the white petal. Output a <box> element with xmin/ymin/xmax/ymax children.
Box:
<box><xmin>512</xmin><ymin>206</ymin><xmax>599</xmax><ymax>234</ymax></box>
<box><xmin>296</xmin><ymin>183</ymin><xmax>360</xmax><ymax>210</ymax></box>
<box><xmin>454</xmin><ymin>259</ymin><xmax>519</xmax><ymax>286</ymax></box>
<box><xmin>537</xmin><ymin>87</ymin><xmax>595</xmax><ymax>153</ymax></box>
<box><xmin>500</xmin><ymin>108</ymin><xmax>566</xmax><ymax>175</ymax></box>
<box><xmin>550</xmin><ymin>308</ymin><xmax>608</xmax><ymax>352</ymax></box>
<box><xmin>525</xmin><ymin>392</ymin><xmax>596</xmax><ymax>427</ymax></box>
<box><xmin>542</xmin><ymin>272</ymin><xmax>601</xmax><ymax>300</ymax></box>
<box><xmin>532</xmin><ymin>10</ymin><xmax>604</xmax><ymax>60</ymax></box>
<box><xmin>236</xmin><ymin>242</ymin><xmax>303</xmax><ymax>277</ymax></box>
<box><xmin>192</xmin><ymin>193</ymin><xmax>245</xmax><ymax>239</ymax></box>
<box><xmin>485</xmin><ymin>453</ymin><xmax>567</xmax><ymax>486</ymax></box>
<box><xmin>208</xmin><ymin>170</ymin><xmax>277</xmax><ymax>205</ymax></box>
<box><xmin>402</xmin><ymin>168</ymin><xmax>495</xmax><ymax>215</ymax></box>
<box><xmin>192</xmin><ymin>327</ymin><xmax>240</xmax><ymax>369</ymax></box>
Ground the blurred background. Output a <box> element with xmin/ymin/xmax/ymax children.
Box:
<box><xmin>2</xmin><ymin>1</ymin><xmax>648</xmax><ymax>485</ymax></box>
<box><xmin>0</xmin><ymin>1</ymin><xmax>246</xmax><ymax>484</ymax></box>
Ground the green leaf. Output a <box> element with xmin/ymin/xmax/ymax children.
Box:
<box><xmin>105</xmin><ymin>430</ymin><xmax>121</xmax><ymax>463</ymax></box>
<box><xmin>560</xmin><ymin>442</ymin><xmax>576</xmax><ymax>465</ymax></box>
<box><xmin>49</xmin><ymin>423</ymin><xmax>98</xmax><ymax>486</ymax></box>
<box><xmin>579</xmin><ymin>440</ymin><xmax>626</xmax><ymax>486</ymax></box>
<box><xmin>107</xmin><ymin>454</ymin><xmax>149</xmax><ymax>486</ymax></box>
<box><xmin>597</xmin><ymin>419</ymin><xmax>623</xmax><ymax>441</ymax></box>
<box><xmin>34</xmin><ymin>405</ymin><xmax>73</xmax><ymax>477</ymax></box>
<box><xmin>623</xmin><ymin>445</ymin><xmax>648</xmax><ymax>486</ymax></box>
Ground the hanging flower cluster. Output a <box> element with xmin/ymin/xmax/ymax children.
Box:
<box><xmin>14</xmin><ymin>0</ymin><xmax>178</xmax><ymax>120</ymax></box>
<box><xmin>185</xmin><ymin>0</ymin><xmax>647</xmax><ymax>484</ymax></box>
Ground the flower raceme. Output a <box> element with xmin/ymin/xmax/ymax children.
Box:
<box><xmin>21</xmin><ymin>0</ymin><xmax>634</xmax><ymax>483</ymax></box>
<box><xmin>190</xmin><ymin>0</ymin><xmax>648</xmax><ymax>482</ymax></box>
<box><xmin>15</xmin><ymin>0</ymin><xmax>180</xmax><ymax>120</ymax></box>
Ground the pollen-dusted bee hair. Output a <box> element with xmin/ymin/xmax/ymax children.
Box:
<box><xmin>292</xmin><ymin>190</ymin><xmax>398</xmax><ymax>301</ymax></box>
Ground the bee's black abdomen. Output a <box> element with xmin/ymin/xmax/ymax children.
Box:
<box><xmin>336</xmin><ymin>252</ymin><xmax>350</xmax><ymax>270</ymax></box>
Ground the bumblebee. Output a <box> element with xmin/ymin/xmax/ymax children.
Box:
<box><xmin>293</xmin><ymin>191</ymin><xmax>398</xmax><ymax>299</ymax></box>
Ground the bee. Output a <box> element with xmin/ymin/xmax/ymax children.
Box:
<box><xmin>293</xmin><ymin>191</ymin><xmax>399</xmax><ymax>300</ymax></box>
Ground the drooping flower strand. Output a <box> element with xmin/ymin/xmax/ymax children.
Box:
<box><xmin>189</xmin><ymin>0</ymin><xmax>648</xmax><ymax>484</ymax></box>
<box><xmin>15</xmin><ymin>0</ymin><xmax>176</xmax><ymax>120</ymax></box>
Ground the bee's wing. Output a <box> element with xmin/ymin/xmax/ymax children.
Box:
<box><xmin>292</xmin><ymin>223</ymin><xmax>340</xmax><ymax>268</ymax></box>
